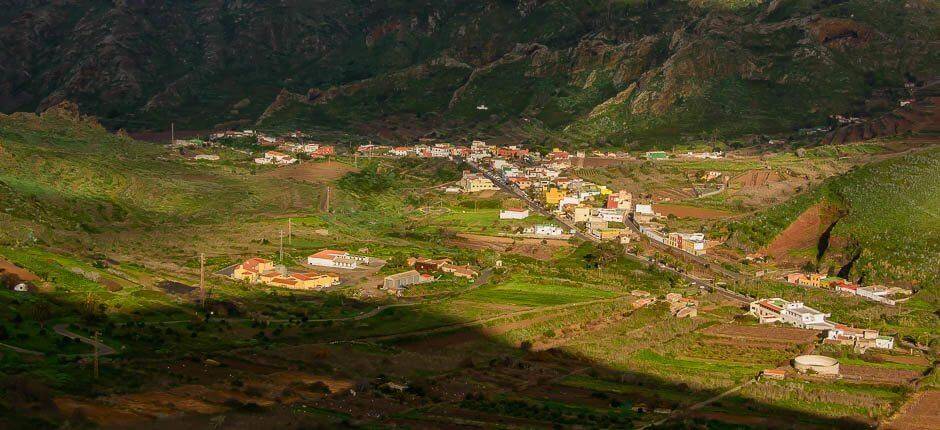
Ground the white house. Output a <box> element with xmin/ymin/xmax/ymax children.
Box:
<box><xmin>307</xmin><ymin>250</ymin><xmax>370</xmax><ymax>269</ymax></box>
<box><xmin>12</xmin><ymin>283</ymin><xmax>29</xmax><ymax>293</ymax></box>
<box><xmin>780</xmin><ymin>302</ymin><xmax>832</xmax><ymax>330</ymax></box>
<box><xmin>525</xmin><ymin>225</ymin><xmax>566</xmax><ymax>237</ymax></box>
<box><xmin>557</xmin><ymin>196</ymin><xmax>582</xmax><ymax>211</ymax></box>
<box><xmin>594</xmin><ymin>208</ymin><xmax>627</xmax><ymax>223</ymax></box>
<box><xmin>876</xmin><ymin>336</ymin><xmax>895</xmax><ymax>350</ymax></box>
<box><xmin>254</xmin><ymin>150</ymin><xmax>297</xmax><ymax>166</ymax></box>
<box><xmin>499</xmin><ymin>209</ymin><xmax>530</xmax><ymax>220</ymax></box>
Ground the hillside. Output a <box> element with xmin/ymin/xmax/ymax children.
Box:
<box><xmin>729</xmin><ymin>145</ymin><xmax>940</xmax><ymax>290</ymax></box>
<box><xmin>1</xmin><ymin>0</ymin><xmax>937</xmax><ymax>146</ymax></box>
<box><xmin>0</xmin><ymin>104</ymin><xmax>325</xmax><ymax>253</ymax></box>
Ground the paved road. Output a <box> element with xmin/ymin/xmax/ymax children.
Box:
<box><xmin>53</xmin><ymin>324</ymin><xmax>117</xmax><ymax>356</ymax></box>
<box><xmin>463</xmin><ymin>160</ymin><xmax>752</xmax><ymax>304</ymax></box>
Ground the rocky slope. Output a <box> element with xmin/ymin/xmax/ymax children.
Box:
<box><xmin>1</xmin><ymin>0</ymin><xmax>937</xmax><ymax>146</ymax></box>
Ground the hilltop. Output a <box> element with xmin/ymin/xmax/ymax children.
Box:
<box><xmin>1</xmin><ymin>0</ymin><xmax>937</xmax><ymax>146</ymax></box>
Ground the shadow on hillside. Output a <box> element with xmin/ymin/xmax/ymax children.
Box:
<box><xmin>0</xmin><ymin>294</ymin><xmax>880</xmax><ymax>429</ymax></box>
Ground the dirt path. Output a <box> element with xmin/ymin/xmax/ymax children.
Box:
<box><xmin>0</xmin><ymin>341</ymin><xmax>45</xmax><ymax>356</ymax></box>
<box><xmin>640</xmin><ymin>379</ymin><xmax>756</xmax><ymax>429</ymax></box>
<box><xmin>334</xmin><ymin>295</ymin><xmax>631</xmax><ymax>344</ymax></box>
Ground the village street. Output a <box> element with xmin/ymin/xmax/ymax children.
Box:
<box><xmin>462</xmin><ymin>159</ymin><xmax>752</xmax><ymax>306</ymax></box>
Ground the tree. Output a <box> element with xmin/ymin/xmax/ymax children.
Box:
<box><xmin>28</xmin><ymin>301</ymin><xmax>52</xmax><ymax>329</ymax></box>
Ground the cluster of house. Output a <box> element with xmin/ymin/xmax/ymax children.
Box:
<box><xmin>254</xmin><ymin>150</ymin><xmax>298</xmax><ymax>166</ymax></box>
<box><xmin>231</xmin><ymin>257</ymin><xmax>339</xmax><ymax>290</ymax></box>
<box><xmin>630</xmin><ymin>290</ymin><xmax>698</xmax><ymax>318</ymax></box>
<box><xmin>749</xmin><ymin>297</ymin><xmax>894</xmax><ymax>350</ymax></box>
<box><xmin>784</xmin><ymin>273</ymin><xmax>912</xmax><ymax>306</ymax></box>
<box><xmin>358</xmin><ymin>139</ymin><xmax>534</xmax><ymax>163</ymax></box>
<box><xmin>205</xmin><ymin>129</ymin><xmax>335</xmax><ymax>166</ymax></box>
<box><xmin>475</xmin><ymin>147</ymin><xmax>639</xmax><ymax>242</ymax></box>
<box><xmin>633</xmin><ymin>205</ymin><xmax>707</xmax><ymax>256</ymax></box>
<box><xmin>382</xmin><ymin>257</ymin><xmax>478</xmax><ymax>294</ymax></box>
<box><xmin>253</xmin><ymin>142</ymin><xmax>335</xmax><ymax>166</ymax></box>
<box><xmin>643</xmin><ymin>150</ymin><xmax>724</xmax><ymax>161</ymax></box>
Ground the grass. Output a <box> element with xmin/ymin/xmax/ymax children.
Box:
<box><xmin>462</xmin><ymin>278</ymin><xmax>618</xmax><ymax>307</ymax></box>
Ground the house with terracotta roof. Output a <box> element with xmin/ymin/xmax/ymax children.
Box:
<box><xmin>232</xmin><ymin>258</ymin><xmax>276</xmax><ymax>283</ymax></box>
<box><xmin>441</xmin><ymin>263</ymin><xmax>478</xmax><ymax>280</ymax></box>
<box><xmin>290</xmin><ymin>272</ymin><xmax>340</xmax><ymax>289</ymax></box>
<box><xmin>407</xmin><ymin>257</ymin><xmax>452</xmax><ymax>273</ymax></box>
<box><xmin>307</xmin><ymin>250</ymin><xmax>370</xmax><ymax>269</ymax></box>
<box><xmin>749</xmin><ymin>298</ymin><xmax>789</xmax><ymax>323</ymax></box>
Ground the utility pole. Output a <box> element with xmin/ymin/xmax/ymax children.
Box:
<box><xmin>279</xmin><ymin>230</ymin><xmax>284</xmax><ymax>263</ymax></box>
<box><xmin>321</xmin><ymin>186</ymin><xmax>331</xmax><ymax>213</ymax></box>
<box><xmin>199</xmin><ymin>253</ymin><xmax>206</xmax><ymax>308</ymax></box>
<box><xmin>288</xmin><ymin>218</ymin><xmax>292</xmax><ymax>245</ymax></box>
<box><xmin>170</xmin><ymin>122</ymin><xmax>175</xmax><ymax>145</ymax></box>
<box><xmin>93</xmin><ymin>331</ymin><xmax>100</xmax><ymax>379</ymax></box>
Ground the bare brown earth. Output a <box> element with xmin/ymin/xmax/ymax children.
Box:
<box><xmin>883</xmin><ymin>390</ymin><xmax>940</xmax><ymax>430</ymax></box>
<box><xmin>262</xmin><ymin>160</ymin><xmax>358</xmax><ymax>183</ymax></box>
<box><xmin>839</xmin><ymin>364</ymin><xmax>922</xmax><ymax>385</ymax></box>
<box><xmin>653</xmin><ymin>204</ymin><xmax>733</xmax><ymax>219</ymax></box>
<box><xmin>0</xmin><ymin>258</ymin><xmax>39</xmax><ymax>281</ymax></box>
<box><xmin>701</xmin><ymin>324</ymin><xmax>819</xmax><ymax>344</ymax></box>
<box><xmin>761</xmin><ymin>203</ymin><xmax>841</xmax><ymax>262</ymax></box>
<box><xmin>731</xmin><ymin>170</ymin><xmax>784</xmax><ymax>189</ymax></box>
<box><xmin>447</xmin><ymin>233</ymin><xmax>571</xmax><ymax>261</ymax></box>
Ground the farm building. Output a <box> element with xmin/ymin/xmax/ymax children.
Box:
<box><xmin>644</xmin><ymin>151</ymin><xmax>669</xmax><ymax>160</ymax></box>
<box><xmin>383</xmin><ymin>270</ymin><xmax>433</xmax><ymax>291</ymax></box>
<box><xmin>524</xmin><ymin>224</ymin><xmax>566</xmax><ymax>237</ymax></box>
<box><xmin>232</xmin><ymin>258</ymin><xmax>276</xmax><ymax>283</ymax></box>
<box><xmin>307</xmin><ymin>250</ymin><xmax>370</xmax><ymax>269</ymax></box>
<box><xmin>441</xmin><ymin>263</ymin><xmax>477</xmax><ymax>279</ymax></box>
<box><xmin>826</xmin><ymin>324</ymin><xmax>894</xmax><ymax>350</ymax></box>
<box><xmin>408</xmin><ymin>257</ymin><xmax>452</xmax><ymax>273</ymax></box>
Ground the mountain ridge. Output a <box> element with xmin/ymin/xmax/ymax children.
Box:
<box><xmin>1</xmin><ymin>0</ymin><xmax>937</xmax><ymax>146</ymax></box>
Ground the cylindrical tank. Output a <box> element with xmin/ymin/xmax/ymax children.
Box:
<box><xmin>793</xmin><ymin>355</ymin><xmax>840</xmax><ymax>375</ymax></box>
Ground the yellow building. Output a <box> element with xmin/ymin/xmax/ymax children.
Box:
<box><xmin>458</xmin><ymin>171</ymin><xmax>498</xmax><ymax>193</ymax></box>
<box><xmin>232</xmin><ymin>258</ymin><xmax>275</xmax><ymax>283</ymax></box>
<box><xmin>291</xmin><ymin>272</ymin><xmax>340</xmax><ymax>289</ymax></box>
<box><xmin>544</xmin><ymin>187</ymin><xmax>566</xmax><ymax>206</ymax></box>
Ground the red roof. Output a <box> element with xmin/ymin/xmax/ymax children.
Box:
<box><xmin>270</xmin><ymin>278</ymin><xmax>298</xmax><ymax>286</ymax></box>
<box><xmin>242</xmin><ymin>257</ymin><xmax>272</xmax><ymax>270</ymax></box>
<box><xmin>309</xmin><ymin>250</ymin><xmax>346</xmax><ymax>259</ymax></box>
